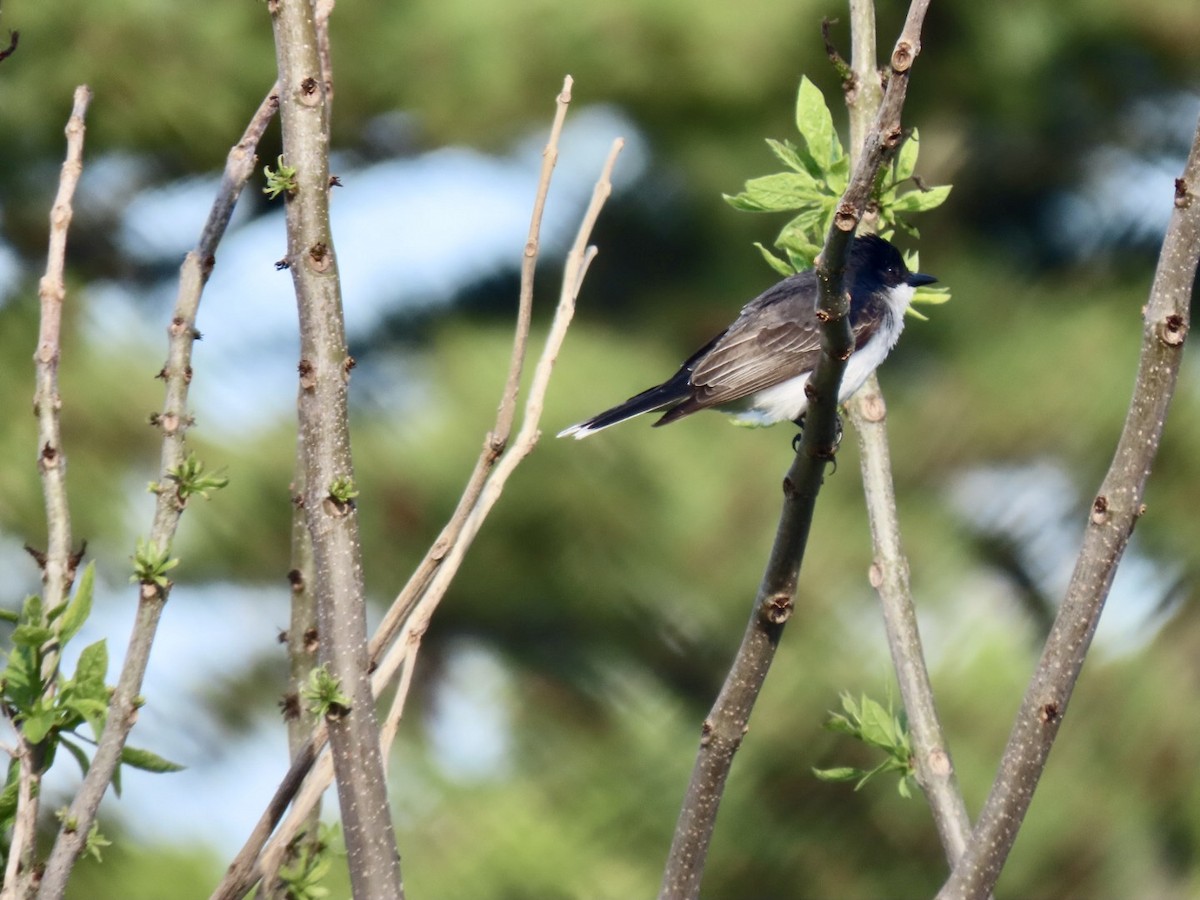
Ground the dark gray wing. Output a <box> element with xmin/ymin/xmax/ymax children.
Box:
<box><xmin>686</xmin><ymin>273</ymin><xmax>885</xmax><ymax>408</ymax></box>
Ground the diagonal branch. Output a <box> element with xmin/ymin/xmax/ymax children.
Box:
<box><xmin>937</xmin><ymin>112</ymin><xmax>1200</xmax><ymax>900</ymax></box>
<box><xmin>211</xmin><ymin>116</ymin><xmax>622</xmax><ymax>900</ymax></box>
<box><xmin>36</xmin><ymin>85</ymin><xmax>279</xmax><ymax>900</ymax></box>
<box><xmin>658</xmin><ymin>4</ymin><xmax>932</xmax><ymax>898</ymax></box>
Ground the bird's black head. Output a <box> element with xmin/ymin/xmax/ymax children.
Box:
<box><xmin>848</xmin><ymin>234</ymin><xmax>937</xmax><ymax>291</ymax></box>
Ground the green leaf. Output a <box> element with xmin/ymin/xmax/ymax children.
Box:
<box><xmin>795</xmin><ymin>76</ymin><xmax>837</xmax><ymax>172</ymax></box>
<box><xmin>858</xmin><ymin>695</ymin><xmax>897</xmax><ymax>748</ymax></box>
<box><xmin>59</xmin><ymin>735</ymin><xmax>92</xmax><ymax>778</ymax></box>
<box><xmin>754</xmin><ymin>243</ymin><xmax>796</xmax><ymax>277</ymax></box>
<box><xmin>58</xmin><ymin>561</ymin><xmax>95</xmax><ymax>646</ymax></box>
<box><xmin>120</xmin><ymin>745</ymin><xmax>185</xmax><ymax>774</ymax></box>
<box><xmin>765</xmin><ymin>138</ymin><xmax>808</xmax><ymax>174</ymax></box>
<box><xmin>21</xmin><ymin>705</ymin><xmax>57</xmax><ymax>743</ymax></box>
<box><xmin>891</xmin><ymin>184</ymin><xmax>952</xmax><ymax>213</ymax></box>
<box><xmin>74</xmin><ymin>640</ymin><xmax>108</xmax><ymax>687</ymax></box>
<box><xmin>0</xmin><ymin>764</ymin><xmax>19</xmax><ymax>829</ymax></box>
<box><xmin>738</xmin><ymin>172</ymin><xmax>826</xmax><ymax>212</ymax></box>
<box><xmin>0</xmin><ymin>608</ymin><xmax>20</xmax><ymax>624</ymax></box>
<box><xmin>11</xmin><ymin>624</ymin><xmax>54</xmax><ymax>648</ymax></box>
<box><xmin>812</xmin><ymin>766</ymin><xmax>862</xmax><ymax>783</ymax></box>
<box><xmin>913</xmin><ymin>284</ymin><xmax>951</xmax><ymax>307</ymax></box>
<box><xmin>894</xmin><ymin>128</ymin><xmax>920</xmax><ymax>182</ymax></box>
<box><xmin>20</xmin><ymin>595</ymin><xmax>44</xmax><ymax>626</ymax></box>
<box><xmin>3</xmin><ymin>646</ymin><xmax>42</xmax><ymax>708</ymax></box>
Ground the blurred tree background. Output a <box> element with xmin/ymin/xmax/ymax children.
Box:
<box><xmin>2</xmin><ymin>0</ymin><xmax>1199</xmax><ymax>897</ymax></box>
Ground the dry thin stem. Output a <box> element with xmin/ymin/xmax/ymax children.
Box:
<box><xmin>849</xmin><ymin>379</ymin><xmax>972</xmax><ymax>861</ymax></box>
<box><xmin>3</xmin><ymin>85</ymin><xmax>91</xmax><ymax>900</ymax></box>
<box><xmin>212</xmin><ymin>130</ymin><xmax>622</xmax><ymax>900</ymax></box>
<box><xmin>258</xmin><ymin>137</ymin><xmax>628</xmax><ymax>897</ymax></box>
<box><xmin>937</xmin><ymin>113</ymin><xmax>1200</xmax><ymax>900</ymax></box>
<box><xmin>268</xmin><ymin>0</ymin><xmax>403</xmax><ymax>896</ymax></box>
<box><xmin>36</xmin><ymin>87</ymin><xmax>279</xmax><ymax>900</ymax></box>
<box><xmin>367</xmin><ymin>76</ymin><xmax>575</xmax><ymax>665</ymax></box>
<box><xmin>842</xmin><ymin>0</ymin><xmax>972</xmax><ymax>866</ymax></box>
<box><xmin>659</xmin><ymin>5</ymin><xmax>932</xmax><ymax>898</ymax></box>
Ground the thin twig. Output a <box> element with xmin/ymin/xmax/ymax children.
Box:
<box><xmin>8</xmin><ymin>85</ymin><xmax>90</xmax><ymax>900</ymax></box>
<box><xmin>215</xmin><ymin>126</ymin><xmax>622</xmax><ymax>900</ymax></box>
<box><xmin>849</xmin><ymin>380</ymin><xmax>973</xmax><ymax>861</ymax></box>
<box><xmin>4</xmin><ymin>85</ymin><xmax>91</xmax><ymax>900</ymax></box>
<box><xmin>937</xmin><ymin>112</ymin><xmax>1200</xmax><ymax>900</ymax></box>
<box><xmin>36</xmin><ymin>86</ymin><xmax>279</xmax><ymax>900</ymax></box>
<box><xmin>843</xmin><ymin>0</ymin><xmax>973</xmax><ymax>866</ymax></box>
<box><xmin>367</xmin><ymin>76</ymin><xmax>575</xmax><ymax>666</ymax></box>
<box><xmin>270</xmin><ymin>1</ymin><xmax>403</xmax><ymax>896</ymax></box>
<box><xmin>658</xmin><ymin>4</ymin><xmax>932</xmax><ymax>898</ymax></box>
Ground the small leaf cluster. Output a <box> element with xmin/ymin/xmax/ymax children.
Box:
<box><xmin>723</xmin><ymin>76</ymin><xmax>952</xmax><ymax>314</ymax></box>
<box><xmin>131</xmin><ymin>538</ymin><xmax>179</xmax><ymax>591</ymax></box>
<box><xmin>328</xmin><ymin>475</ymin><xmax>358</xmax><ymax>505</ymax></box>
<box><xmin>276</xmin><ymin>823</ymin><xmax>342</xmax><ymax>900</ymax></box>
<box><xmin>813</xmin><ymin>691</ymin><xmax>915</xmax><ymax>798</ymax></box>
<box><xmin>0</xmin><ymin>564</ymin><xmax>183</xmax><ymax>852</ymax></box>
<box><xmin>300</xmin><ymin>664</ymin><xmax>352</xmax><ymax>718</ymax></box>
<box><xmin>150</xmin><ymin>451</ymin><xmax>229</xmax><ymax>506</ymax></box>
<box><xmin>263</xmin><ymin>155</ymin><xmax>299</xmax><ymax>199</ymax></box>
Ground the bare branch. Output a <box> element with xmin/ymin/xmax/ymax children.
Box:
<box><xmin>842</xmin><ymin>0</ymin><xmax>973</xmax><ymax>867</ymax></box>
<box><xmin>211</xmin><ymin>124</ymin><xmax>622</xmax><ymax>900</ymax></box>
<box><xmin>937</xmin><ymin>112</ymin><xmax>1200</xmax><ymax>900</ymax></box>
<box><xmin>268</xmin><ymin>0</ymin><xmax>403</xmax><ymax>895</ymax></box>
<box><xmin>848</xmin><ymin>381</ymin><xmax>973</xmax><ymax>861</ymax></box>
<box><xmin>367</xmin><ymin>76</ymin><xmax>575</xmax><ymax>666</ymax></box>
<box><xmin>659</xmin><ymin>4</ymin><xmax>933</xmax><ymax>898</ymax></box>
<box><xmin>7</xmin><ymin>83</ymin><xmax>90</xmax><ymax>900</ymax></box>
<box><xmin>36</xmin><ymin>86</ymin><xmax>278</xmax><ymax>900</ymax></box>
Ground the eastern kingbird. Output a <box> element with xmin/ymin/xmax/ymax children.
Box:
<box><xmin>558</xmin><ymin>234</ymin><xmax>936</xmax><ymax>439</ymax></box>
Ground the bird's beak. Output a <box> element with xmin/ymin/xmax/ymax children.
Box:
<box><xmin>907</xmin><ymin>272</ymin><xmax>937</xmax><ymax>287</ymax></box>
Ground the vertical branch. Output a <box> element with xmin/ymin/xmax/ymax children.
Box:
<box><xmin>938</xmin><ymin>114</ymin><xmax>1200</xmax><ymax>900</ymax></box>
<box><xmin>4</xmin><ymin>84</ymin><xmax>91</xmax><ymax>900</ymax></box>
<box><xmin>658</xmin><ymin>5</ymin><xmax>932</xmax><ymax>899</ymax></box>
<box><xmin>36</xmin><ymin>87</ymin><xmax>279</xmax><ymax>900</ymax></box>
<box><xmin>269</xmin><ymin>5</ymin><xmax>335</xmax><ymax>896</ymax></box>
<box><xmin>267</xmin><ymin>1</ymin><xmax>403</xmax><ymax>897</ymax></box>
<box><xmin>841</xmin><ymin>0</ymin><xmax>974</xmax><ymax>866</ymax></box>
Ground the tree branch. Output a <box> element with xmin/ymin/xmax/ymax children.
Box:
<box><xmin>36</xmin><ymin>86</ymin><xmax>279</xmax><ymax>900</ymax></box>
<box><xmin>937</xmin><ymin>112</ymin><xmax>1200</xmax><ymax>900</ymax></box>
<box><xmin>658</xmin><ymin>4</ymin><xmax>932</xmax><ymax>898</ymax></box>
<box><xmin>211</xmin><ymin>108</ymin><xmax>622</xmax><ymax>900</ymax></box>
<box><xmin>267</xmin><ymin>1</ymin><xmax>403</xmax><ymax>897</ymax></box>
<box><xmin>4</xmin><ymin>85</ymin><xmax>91</xmax><ymax>900</ymax></box>
<box><xmin>842</xmin><ymin>0</ymin><xmax>973</xmax><ymax>867</ymax></box>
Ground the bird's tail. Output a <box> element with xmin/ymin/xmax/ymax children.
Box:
<box><xmin>557</xmin><ymin>375</ymin><xmax>689</xmax><ymax>439</ymax></box>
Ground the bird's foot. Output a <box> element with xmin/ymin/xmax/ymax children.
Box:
<box><xmin>790</xmin><ymin>412</ymin><xmax>842</xmax><ymax>473</ymax></box>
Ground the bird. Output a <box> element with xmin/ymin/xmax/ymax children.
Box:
<box><xmin>558</xmin><ymin>234</ymin><xmax>937</xmax><ymax>439</ymax></box>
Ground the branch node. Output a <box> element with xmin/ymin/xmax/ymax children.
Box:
<box><xmin>761</xmin><ymin>592</ymin><xmax>794</xmax><ymax>625</ymax></box>
<box><xmin>834</xmin><ymin>202</ymin><xmax>859</xmax><ymax>231</ymax></box>
<box><xmin>1159</xmin><ymin>313</ymin><xmax>1187</xmax><ymax>347</ymax></box>
<box><xmin>298</xmin><ymin>359</ymin><xmax>317</xmax><ymax>390</ymax></box>
<box><xmin>891</xmin><ymin>39</ymin><xmax>918</xmax><ymax>72</ymax></box>
<box><xmin>1174</xmin><ymin>177</ymin><xmax>1191</xmax><ymax>208</ymax></box>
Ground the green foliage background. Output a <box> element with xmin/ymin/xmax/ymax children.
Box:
<box><xmin>1</xmin><ymin>0</ymin><xmax>1199</xmax><ymax>897</ymax></box>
